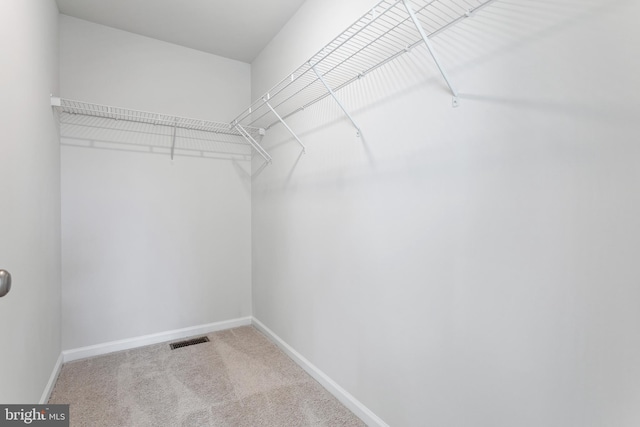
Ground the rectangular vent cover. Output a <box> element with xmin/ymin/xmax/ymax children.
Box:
<box><xmin>170</xmin><ymin>336</ymin><xmax>209</xmax><ymax>350</ymax></box>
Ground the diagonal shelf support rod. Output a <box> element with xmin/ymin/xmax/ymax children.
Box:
<box><xmin>170</xmin><ymin>118</ymin><xmax>177</xmax><ymax>160</ymax></box>
<box><xmin>264</xmin><ymin>98</ymin><xmax>306</xmax><ymax>153</ymax></box>
<box><xmin>402</xmin><ymin>0</ymin><xmax>459</xmax><ymax>106</ymax></box>
<box><xmin>234</xmin><ymin>123</ymin><xmax>272</xmax><ymax>163</ymax></box>
<box><xmin>310</xmin><ymin>62</ymin><xmax>362</xmax><ymax>137</ymax></box>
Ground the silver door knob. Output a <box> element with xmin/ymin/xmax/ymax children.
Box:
<box><xmin>0</xmin><ymin>270</ymin><xmax>11</xmax><ymax>298</ymax></box>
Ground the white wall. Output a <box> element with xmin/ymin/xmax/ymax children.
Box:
<box><xmin>0</xmin><ymin>0</ymin><xmax>61</xmax><ymax>403</ymax></box>
<box><xmin>59</xmin><ymin>15</ymin><xmax>250</xmax><ymax>123</ymax></box>
<box><xmin>59</xmin><ymin>16</ymin><xmax>252</xmax><ymax>350</ymax></box>
<box><xmin>251</xmin><ymin>0</ymin><xmax>640</xmax><ymax>426</ymax></box>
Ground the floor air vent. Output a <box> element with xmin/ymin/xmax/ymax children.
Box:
<box><xmin>170</xmin><ymin>336</ymin><xmax>210</xmax><ymax>350</ymax></box>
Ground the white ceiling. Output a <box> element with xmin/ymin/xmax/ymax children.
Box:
<box><xmin>55</xmin><ymin>0</ymin><xmax>307</xmax><ymax>63</ymax></box>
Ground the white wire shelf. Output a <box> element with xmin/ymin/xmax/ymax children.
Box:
<box><xmin>232</xmin><ymin>0</ymin><xmax>497</xmax><ymax>132</ymax></box>
<box><xmin>51</xmin><ymin>97</ymin><xmax>270</xmax><ymax>162</ymax></box>
<box><xmin>52</xmin><ymin>0</ymin><xmax>497</xmax><ymax>164</ymax></box>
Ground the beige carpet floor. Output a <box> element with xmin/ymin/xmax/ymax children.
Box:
<box><xmin>49</xmin><ymin>326</ymin><xmax>366</xmax><ymax>427</ymax></box>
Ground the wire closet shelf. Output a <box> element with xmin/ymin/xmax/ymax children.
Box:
<box><xmin>51</xmin><ymin>97</ymin><xmax>268</xmax><ymax>161</ymax></box>
<box><xmin>232</xmin><ymin>0</ymin><xmax>496</xmax><ymax>132</ymax></box>
<box><xmin>51</xmin><ymin>0</ymin><xmax>497</xmax><ymax>164</ymax></box>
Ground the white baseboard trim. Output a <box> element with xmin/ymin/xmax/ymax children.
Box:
<box><xmin>62</xmin><ymin>316</ymin><xmax>252</xmax><ymax>363</ymax></box>
<box><xmin>251</xmin><ymin>317</ymin><xmax>389</xmax><ymax>427</ymax></box>
<box><xmin>40</xmin><ymin>352</ymin><xmax>64</xmax><ymax>404</ymax></box>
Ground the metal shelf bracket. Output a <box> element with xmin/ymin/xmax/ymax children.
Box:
<box><xmin>309</xmin><ymin>62</ymin><xmax>362</xmax><ymax>137</ymax></box>
<box><xmin>170</xmin><ymin>118</ymin><xmax>177</xmax><ymax>160</ymax></box>
<box><xmin>264</xmin><ymin>96</ymin><xmax>306</xmax><ymax>153</ymax></box>
<box><xmin>234</xmin><ymin>123</ymin><xmax>272</xmax><ymax>163</ymax></box>
<box><xmin>402</xmin><ymin>0</ymin><xmax>459</xmax><ymax>107</ymax></box>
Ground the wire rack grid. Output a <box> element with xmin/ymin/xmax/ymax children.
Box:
<box><xmin>53</xmin><ymin>98</ymin><xmax>262</xmax><ymax>138</ymax></box>
<box><xmin>232</xmin><ymin>0</ymin><xmax>496</xmax><ymax>131</ymax></box>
